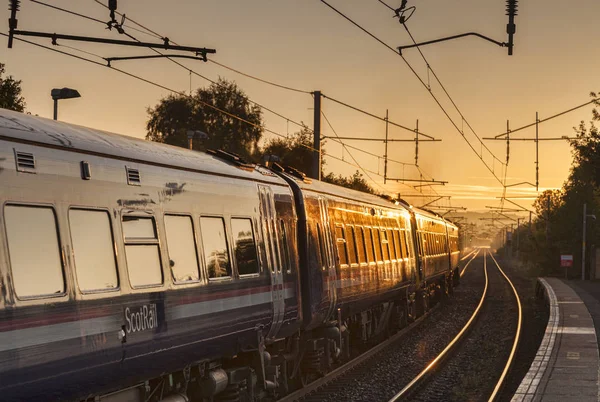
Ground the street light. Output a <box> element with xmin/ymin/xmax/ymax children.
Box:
<box><xmin>51</xmin><ymin>88</ymin><xmax>81</xmax><ymax>121</ymax></box>
<box><xmin>582</xmin><ymin>203</ymin><xmax>597</xmax><ymax>280</ymax></box>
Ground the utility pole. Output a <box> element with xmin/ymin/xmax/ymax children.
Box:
<box><xmin>582</xmin><ymin>203</ymin><xmax>587</xmax><ymax>281</ymax></box>
<box><xmin>506</xmin><ymin>120</ymin><xmax>510</xmax><ymax>165</ymax></box>
<box><xmin>546</xmin><ymin>193</ymin><xmax>550</xmax><ymax>242</ymax></box>
<box><xmin>516</xmin><ymin>218</ymin><xmax>522</xmax><ymax>260</ymax></box>
<box><xmin>384</xmin><ymin>109</ymin><xmax>389</xmax><ymax>184</ymax></box>
<box><xmin>312</xmin><ymin>90</ymin><xmax>322</xmax><ymax>180</ymax></box>
<box><xmin>535</xmin><ymin>112</ymin><xmax>539</xmax><ymax>191</ymax></box>
<box><xmin>415</xmin><ymin>119</ymin><xmax>419</xmax><ymax>167</ymax></box>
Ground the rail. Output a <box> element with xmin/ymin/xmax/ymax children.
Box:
<box><xmin>388</xmin><ymin>249</ymin><xmax>523</xmax><ymax>402</ymax></box>
<box><xmin>487</xmin><ymin>252</ymin><xmax>523</xmax><ymax>401</ymax></box>
<box><xmin>388</xmin><ymin>249</ymin><xmax>489</xmax><ymax>401</ymax></box>
<box><xmin>277</xmin><ymin>305</ymin><xmax>439</xmax><ymax>402</ymax></box>
<box><xmin>460</xmin><ymin>248</ymin><xmax>481</xmax><ymax>277</ymax></box>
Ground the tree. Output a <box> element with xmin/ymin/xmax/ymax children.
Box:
<box><xmin>261</xmin><ymin>125</ymin><xmax>314</xmax><ymax>174</ymax></box>
<box><xmin>523</xmin><ymin>93</ymin><xmax>600</xmax><ymax>276</ymax></box>
<box><xmin>532</xmin><ymin>189</ymin><xmax>562</xmax><ymax>220</ymax></box>
<box><xmin>0</xmin><ymin>62</ymin><xmax>25</xmax><ymax>112</ymax></box>
<box><xmin>146</xmin><ymin>78</ymin><xmax>263</xmax><ymax>161</ymax></box>
<box><xmin>322</xmin><ymin>170</ymin><xmax>377</xmax><ymax>195</ymax></box>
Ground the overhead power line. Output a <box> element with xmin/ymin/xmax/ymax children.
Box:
<box><xmin>2</xmin><ymin>33</ymin><xmax>395</xmax><ymax>191</ymax></box>
<box><xmin>26</xmin><ymin>0</ymin><xmax>312</xmax><ymax>133</ymax></box>
<box><xmin>494</xmin><ymin>98</ymin><xmax>600</xmax><ymax>138</ymax></box>
<box><xmin>321</xmin><ymin>94</ymin><xmax>436</xmax><ymax>140</ymax></box>
<box><xmin>23</xmin><ymin>1</ymin><xmax>441</xmax><ymax>193</ymax></box>
<box><xmin>91</xmin><ymin>0</ymin><xmax>312</xmax><ymax>95</ymax></box>
<box><xmin>322</xmin><ymin>110</ymin><xmax>388</xmax><ymax>192</ymax></box>
<box><xmin>207</xmin><ymin>60</ymin><xmax>311</xmax><ymax>94</ymax></box>
<box><xmin>320</xmin><ymin>0</ymin><xmax>506</xmax><ymax>186</ymax></box>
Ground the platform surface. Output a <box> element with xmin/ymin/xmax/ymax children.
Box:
<box><xmin>512</xmin><ymin>277</ymin><xmax>600</xmax><ymax>402</ymax></box>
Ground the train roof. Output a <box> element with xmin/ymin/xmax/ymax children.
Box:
<box><xmin>282</xmin><ymin>172</ymin><xmax>411</xmax><ymax>213</ymax></box>
<box><xmin>0</xmin><ymin>108</ymin><xmax>286</xmax><ymax>185</ymax></box>
<box><xmin>412</xmin><ymin>206</ymin><xmax>458</xmax><ymax>229</ymax></box>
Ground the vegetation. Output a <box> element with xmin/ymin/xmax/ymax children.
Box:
<box><xmin>146</xmin><ymin>79</ymin><xmax>378</xmax><ymax>195</ymax></box>
<box><xmin>146</xmin><ymin>78</ymin><xmax>263</xmax><ymax>161</ymax></box>
<box><xmin>323</xmin><ymin>170</ymin><xmax>377</xmax><ymax>194</ymax></box>
<box><xmin>0</xmin><ymin>62</ymin><xmax>26</xmax><ymax>112</ymax></box>
<box><xmin>508</xmin><ymin>93</ymin><xmax>600</xmax><ymax>277</ymax></box>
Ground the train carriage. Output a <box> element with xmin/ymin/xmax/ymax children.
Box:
<box><xmin>0</xmin><ymin>108</ymin><xmax>301</xmax><ymax>401</ymax></box>
<box><xmin>0</xmin><ymin>108</ymin><xmax>461</xmax><ymax>402</ymax></box>
<box><xmin>273</xmin><ymin>169</ymin><xmax>422</xmax><ymax>375</ymax></box>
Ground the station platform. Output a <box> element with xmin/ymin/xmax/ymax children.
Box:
<box><xmin>511</xmin><ymin>277</ymin><xmax>600</xmax><ymax>402</ymax></box>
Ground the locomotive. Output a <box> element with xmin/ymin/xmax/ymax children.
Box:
<box><xmin>0</xmin><ymin>108</ymin><xmax>459</xmax><ymax>401</ymax></box>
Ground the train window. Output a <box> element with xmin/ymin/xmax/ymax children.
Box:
<box><xmin>279</xmin><ymin>220</ymin><xmax>292</xmax><ymax>274</ymax></box>
<box><xmin>200</xmin><ymin>217</ymin><xmax>232</xmax><ymax>279</ymax></box>
<box><xmin>69</xmin><ymin>209</ymin><xmax>118</xmax><ymax>292</ymax></box>
<box><xmin>355</xmin><ymin>227</ymin><xmax>367</xmax><ymax>264</ymax></box>
<box><xmin>372</xmin><ymin>229</ymin><xmax>383</xmax><ymax>262</ymax></box>
<box><xmin>425</xmin><ymin>233</ymin><xmax>433</xmax><ymax>255</ymax></box>
<box><xmin>316</xmin><ymin>223</ymin><xmax>326</xmax><ymax>270</ymax></box>
<box><xmin>122</xmin><ymin>216</ymin><xmax>163</xmax><ymax>287</ymax></box>
<box><xmin>393</xmin><ymin>230</ymin><xmax>403</xmax><ymax>259</ymax></box>
<box><xmin>388</xmin><ymin>229</ymin><xmax>397</xmax><ymax>261</ymax></box>
<box><xmin>230</xmin><ymin>218</ymin><xmax>259</xmax><ymax>276</ymax></box>
<box><xmin>335</xmin><ymin>225</ymin><xmax>348</xmax><ymax>266</ymax></box>
<box><xmin>364</xmin><ymin>227</ymin><xmax>375</xmax><ymax>263</ymax></box>
<box><xmin>346</xmin><ymin>226</ymin><xmax>358</xmax><ymax>265</ymax></box>
<box><xmin>5</xmin><ymin>205</ymin><xmax>65</xmax><ymax>298</ymax></box>
<box><xmin>380</xmin><ymin>230</ymin><xmax>390</xmax><ymax>261</ymax></box>
<box><xmin>164</xmin><ymin>215</ymin><xmax>200</xmax><ymax>283</ymax></box>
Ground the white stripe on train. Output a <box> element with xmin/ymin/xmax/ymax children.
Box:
<box><xmin>0</xmin><ymin>288</ymin><xmax>296</xmax><ymax>353</ymax></box>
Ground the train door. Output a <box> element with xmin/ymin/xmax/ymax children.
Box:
<box><xmin>259</xmin><ymin>185</ymin><xmax>285</xmax><ymax>339</ymax></box>
<box><xmin>318</xmin><ymin>197</ymin><xmax>338</xmax><ymax>320</ymax></box>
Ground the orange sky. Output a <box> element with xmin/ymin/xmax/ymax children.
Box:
<box><xmin>3</xmin><ymin>0</ymin><xmax>598</xmax><ymax>214</ymax></box>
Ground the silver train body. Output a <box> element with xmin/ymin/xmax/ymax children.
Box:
<box><xmin>0</xmin><ymin>108</ymin><xmax>459</xmax><ymax>401</ymax></box>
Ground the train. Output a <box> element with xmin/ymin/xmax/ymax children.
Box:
<box><xmin>0</xmin><ymin>108</ymin><xmax>460</xmax><ymax>402</ymax></box>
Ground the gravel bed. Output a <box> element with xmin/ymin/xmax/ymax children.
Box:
<box><xmin>305</xmin><ymin>255</ymin><xmax>487</xmax><ymax>402</ymax></box>
<box><xmin>496</xmin><ymin>257</ymin><xmax>550</xmax><ymax>402</ymax></box>
<box><xmin>410</xmin><ymin>254</ymin><xmax>519</xmax><ymax>402</ymax></box>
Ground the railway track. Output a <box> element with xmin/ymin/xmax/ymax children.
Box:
<box><xmin>277</xmin><ymin>304</ymin><xmax>440</xmax><ymax>402</ymax></box>
<box><xmin>277</xmin><ymin>250</ymin><xmax>522</xmax><ymax>402</ymax></box>
<box><xmin>277</xmin><ymin>251</ymin><xmax>486</xmax><ymax>402</ymax></box>
<box><xmin>388</xmin><ymin>249</ymin><xmax>522</xmax><ymax>402</ymax></box>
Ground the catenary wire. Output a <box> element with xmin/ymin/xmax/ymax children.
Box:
<box><xmin>322</xmin><ymin>111</ymin><xmax>392</xmax><ymax>193</ymax></box>
<box><xmin>374</xmin><ymin>0</ymin><xmax>505</xmax><ymax>167</ymax></box>
<box><xmin>320</xmin><ymin>0</ymin><xmax>505</xmax><ymax>186</ymax></box>
<box><xmin>22</xmin><ymin>2</ymin><xmax>434</xmax><ymax>192</ymax></box>
<box><xmin>93</xmin><ymin>1</ymin><xmax>431</xmax><ymax>142</ymax></box>
<box><xmin>30</xmin><ymin>0</ymin><xmax>161</xmax><ymax>40</ymax></box>
<box><xmin>29</xmin><ymin>0</ymin><xmax>312</xmax><ymax>131</ymax></box>
<box><xmin>401</xmin><ymin>23</ymin><xmax>505</xmax><ymax>167</ymax></box>
<box><xmin>495</xmin><ymin>98</ymin><xmax>600</xmax><ymax>137</ymax></box>
<box><xmin>33</xmin><ymin>0</ymin><xmax>442</xmax><ymax>148</ymax></box>
<box><xmin>321</xmin><ymin>94</ymin><xmax>435</xmax><ymax>140</ymax></box>
<box><xmin>91</xmin><ymin>0</ymin><xmax>312</xmax><ymax>95</ymax></box>
<box><xmin>84</xmin><ymin>3</ymin><xmax>426</xmax><ymax>181</ymax></box>
<box><xmin>2</xmin><ymin>33</ymin><xmax>397</xmax><ymax>191</ymax></box>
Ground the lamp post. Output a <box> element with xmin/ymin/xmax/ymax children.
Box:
<box><xmin>51</xmin><ymin>88</ymin><xmax>81</xmax><ymax>120</ymax></box>
<box><xmin>582</xmin><ymin>203</ymin><xmax>597</xmax><ymax>280</ymax></box>
<box><xmin>516</xmin><ymin>218</ymin><xmax>522</xmax><ymax>260</ymax></box>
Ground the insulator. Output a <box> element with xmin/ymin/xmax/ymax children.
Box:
<box><xmin>108</xmin><ymin>0</ymin><xmax>117</xmax><ymax>11</ymax></box>
<box><xmin>506</xmin><ymin>0</ymin><xmax>518</xmax><ymax>16</ymax></box>
<box><xmin>9</xmin><ymin>0</ymin><xmax>20</xmax><ymax>12</ymax></box>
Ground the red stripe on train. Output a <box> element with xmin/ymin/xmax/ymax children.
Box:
<box><xmin>0</xmin><ymin>282</ymin><xmax>297</xmax><ymax>332</ymax></box>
